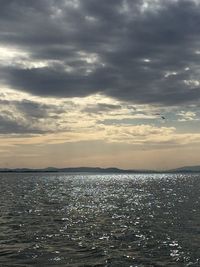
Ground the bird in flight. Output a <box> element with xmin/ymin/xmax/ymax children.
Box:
<box><xmin>154</xmin><ymin>113</ymin><xmax>166</xmax><ymax>120</ymax></box>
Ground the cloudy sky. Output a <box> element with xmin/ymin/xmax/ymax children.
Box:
<box><xmin>1</xmin><ymin>0</ymin><xmax>200</xmax><ymax>170</ymax></box>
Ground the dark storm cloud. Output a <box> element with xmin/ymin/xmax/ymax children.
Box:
<box><xmin>1</xmin><ymin>0</ymin><xmax>200</xmax><ymax>105</ymax></box>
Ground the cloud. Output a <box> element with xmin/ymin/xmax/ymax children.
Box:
<box><xmin>177</xmin><ymin>110</ymin><xmax>198</xmax><ymax>121</ymax></box>
<box><xmin>83</xmin><ymin>103</ymin><xmax>122</xmax><ymax>113</ymax></box>
<box><xmin>0</xmin><ymin>98</ymin><xmax>73</xmax><ymax>134</ymax></box>
<box><xmin>0</xmin><ymin>0</ymin><xmax>200</xmax><ymax>105</ymax></box>
<box><xmin>0</xmin><ymin>113</ymin><xmax>47</xmax><ymax>134</ymax></box>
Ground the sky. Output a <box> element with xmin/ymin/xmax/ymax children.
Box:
<box><xmin>1</xmin><ymin>0</ymin><xmax>200</xmax><ymax>170</ymax></box>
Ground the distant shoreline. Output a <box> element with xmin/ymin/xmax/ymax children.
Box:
<box><xmin>1</xmin><ymin>166</ymin><xmax>200</xmax><ymax>173</ymax></box>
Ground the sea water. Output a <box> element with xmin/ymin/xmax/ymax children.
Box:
<box><xmin>0</xmin><ymin>173</ymin><xmax>199</xmax><ymax>266</ymax></box>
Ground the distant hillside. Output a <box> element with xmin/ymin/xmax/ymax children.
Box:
<box><xmin>0</xmin><ymin>166</ymin><xmax>200</xmax><ymax>173</ymax></box>
<box><xmin>0</xmin><ymin>167</ymin><xmax>154</xmax><ymax>173</ymax></box>
<box><xmin>170</xmin><ymin>165</ymin><xmax>200</xmax><ymax>173</ymax></box>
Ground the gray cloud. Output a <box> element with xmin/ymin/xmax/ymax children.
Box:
<box><xmin>1</xmin><ymin>0</ymin><xmax>200</xmax><ymax>105</ymax></box>
<box><xmin>0</xmin><ymin>113</ymin><xmax>46</xmax><ymax>134</ymax></box>
<box><xmin>0</xmin><ymin>98</ymin><xmax>71</xmax><ymax>134</ymax></box>
<box><xmin>83</xmin><ymin>103</ymin><xmax>122</xmax><ymax>113</ymax></box>
<box><xmin>14</xmin><ymin>99</ymin><xmax>66</xmax><ymax>118</ymax></box>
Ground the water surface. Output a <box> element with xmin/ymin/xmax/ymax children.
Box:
<box><xmin>0</xmin><ymin>173</ymin><xmax>200</xmax><ymax>266</ymax></box>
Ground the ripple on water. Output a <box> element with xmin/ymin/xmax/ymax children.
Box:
<box><xmin>0</xmin><ymin>172</ymin><xmax>200</xmax><ymax>266</ymax></box>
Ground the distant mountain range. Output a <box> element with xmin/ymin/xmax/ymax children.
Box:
<box><xmin>0</xmin><ymin>167</ymin><xmax>151</xmax><ymax>173</ymax></box>
<box><xmin>169</xmin><ymin>165</ymin><xmax>200</xmax><ymax>173</ymax></box>
<box><xmin>0</xmin><ymin>166</ymin><xmax>200</xmax><ymax>173</ymax></box>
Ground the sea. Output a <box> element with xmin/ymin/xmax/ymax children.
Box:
<box><xmin>0</xmin><ymin>172</ymin><xmax>199</xmax><ymax>267</ymax></box>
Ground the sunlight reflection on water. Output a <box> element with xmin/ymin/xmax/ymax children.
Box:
<box><xmin>0</xmin><ymin>173</ymin><xmax>200</xmax><ymax>266</ymax></box>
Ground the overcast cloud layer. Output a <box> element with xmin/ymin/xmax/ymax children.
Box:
<box><xmin>1</xmin><ymin>0</ymin><xmax>200</xmax><ymax>105</ymax></box>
